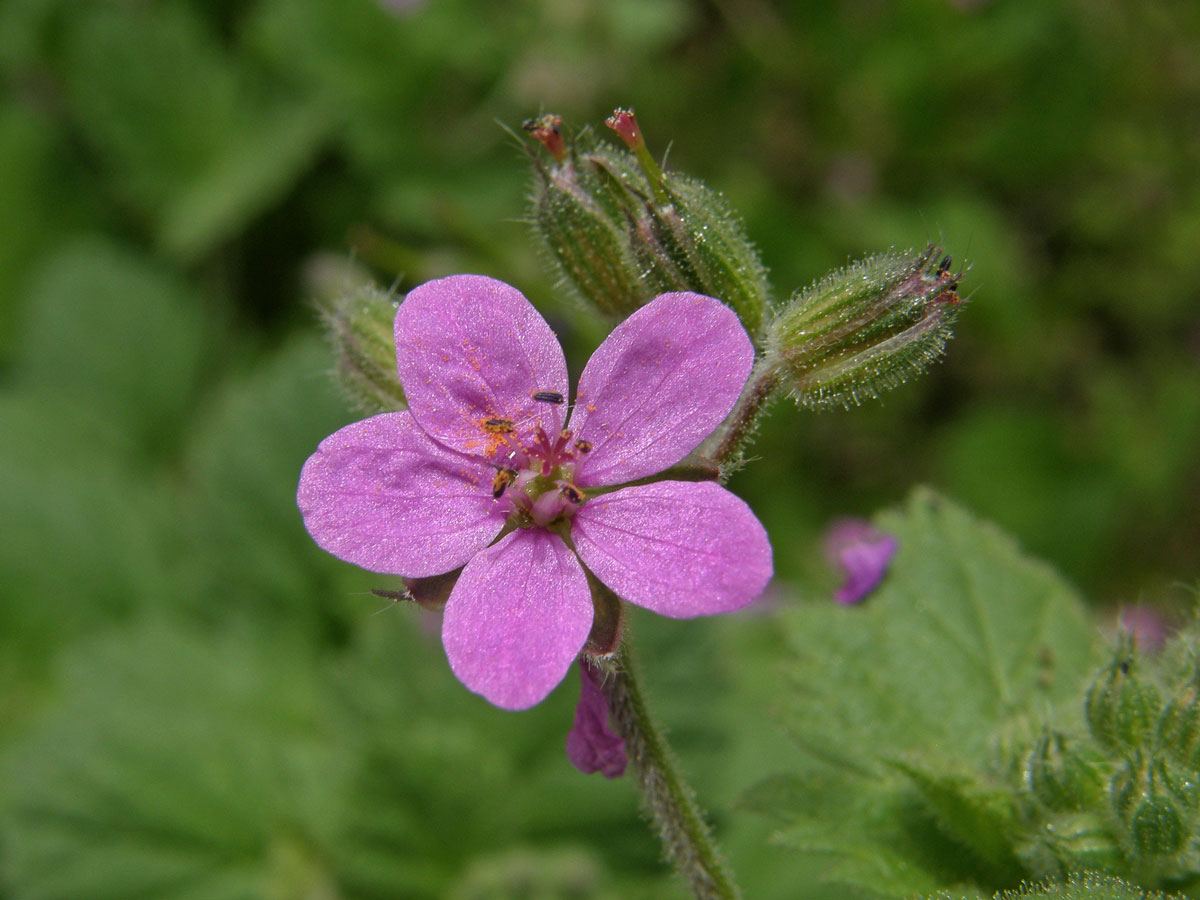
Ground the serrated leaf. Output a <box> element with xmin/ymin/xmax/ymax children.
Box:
<box><xmin>781</xmin><ymin>487</ymin><xmax>1099</xmax><ymax>772</ymax></box>
<box><xmin>0</xmin><ymin>622</ymin><xmax>346</xmax><ymax>900</ymax></box>
<box><xmin>746</xmin><ymin>488</ymin><xmax>1103</xmax><ymax>898</ymax></box>
<box><xmin>891</xmin><ymin>761</ymin><xmax>1022</xmax><ymax>877</ymax></box>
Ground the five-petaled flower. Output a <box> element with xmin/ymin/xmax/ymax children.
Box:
<box><xmin>298</xmin><ymin>275</ymin><xmax>773</xmax><ymax>709</ymax></box>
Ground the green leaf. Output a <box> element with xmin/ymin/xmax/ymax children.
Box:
<box><xmin>780</xmin><ymin>487</ymin><xmax>1098</xmax><ymax>772</ymax></box>
<box><xmin>12</xmin><ymin>237</ymin><xmax>210</xmax><ymax>458</ymax></box>
<box><xmin>179</xmin><ymin>335</ymin><xmax>359</xmax><ymax>631</ymax></box>
<box><xmin>0</xmin><ymin>622</ymin><xmax>346</xmax><ymax>900</ymax></box>
<box><xmin>56</xmin><ymin>3</ymin><xmax>325</xmax><ymax>257</ymax></box>
<box><xmin>890</xmin><ymin>761</ymin><xmax>1023</xmax><ymax>878</ymax></box>
<box><xmin>158</xmin><ymin>100</ymin><xmax>331</xmax><ymax>262</ymax></box>
<box><xmin>58</xmin><ymin>3</ymin><xmax>245</xmax><ymax>217</ymax></box>
<box><xmin>0</xmin><ymin>101</ymin><xmax>85</xmax><ymax>361</ymax></box>
<box><xmin>746</xmin><ymin>488</ymin><xmax>1103</xmax><ymax>898</ymax></box>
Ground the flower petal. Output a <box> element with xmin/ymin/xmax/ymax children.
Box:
<box><xmin>566</xmin><ymin>660</ymin><xmax>627</xmax><ymax>778</ymax></box>
<box><xmin>297</xmin><ymin>412</ymin><xmax>503</xmax><ymax>577</ymax></box>
<box><xmin>572</xmin><ymin>481</ymin><xmax>772</xmax><ymax>618</ymax></box>
<box><xmin>823</xmin><ymin>518</ymin><xmax>898</xmax><ymax>604</ymax></box>
<box><xmin>442</xmin><ymin>529</ymin><xmax>592</xmax><ymax>710</ymax></box>
<box><xmin>394</xmin><ymin>275</ymin><xmax>568</xmax><ymax>462</ymax></box>
<box><xmin>570</xmin><ymin>292</ymin><xmax>753</xmax><ymax>487</ymax></box>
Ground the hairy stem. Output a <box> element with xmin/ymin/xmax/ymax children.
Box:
<box><xmin>600</xmin><ymin>646</ymin><xmax>742</xmax><ymax>900</ymax></box>
<box><xmin>711</xmin><ymin>358</ymin><xmax>780</xmax><ymax>468</ymax></box>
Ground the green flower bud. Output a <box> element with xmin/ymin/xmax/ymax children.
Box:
<box><xmin>526</xmin><ymin>109</ymin><xmax>771</xmax><ymax>335</ymax></box>
<box><xmin>1027</xmin><ymin>731</ymin><xmax>1107</xmax><ymax>812</ymax></box>
<box><xmin>764</xmin><ymin>245</ymin><xmax>963</xmax><ymax>409</ymax></box>
<box><xmin>311</xmin><ymin>261</ymin><xmax>405</xmax><ymax>414</ymax></box>
<box><xmin>1158</xmin><ymin>661</ymin><xmax>1200</xmax><ymax>771</ymax></box>
<box><xmin>526</xmin><ymin>116</ymin><xmax>648</xmax><ymax>319</ymax></box>
<box><xmin>1086</xmin><ymin>636</ymin><xmax>1163</xmax><ymax>754</ymax></box>
<box><xmin>1111</xmin><ymin>757</ymin><xmax>1193</xmax><ymax>861</ymax></box>
<box><xmin>1130</xmin><ymin>795</ymin><xmax>1187</xmax><ymax>858</ymax></box>
<box><xmin>1152</xmin><ymin>757</ymin><xmax>1200</xmax><ymax>812</ymax></box>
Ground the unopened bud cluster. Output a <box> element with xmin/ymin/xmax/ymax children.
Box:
<box><xmin>524</xmin><ymin>107</ymin><xmax>969</xmax><ymax>455</ymax></box>
<box><xmin>1017</xmin><ymin>632</ymin><xmax>1200</xmax><ymax>885</ymax></box>
<box><xmin>318</xmin><ymin>109</ymin><xmax>970</xmax><ymax>471</ymax></box>
<box><xmin>525</xmin><ymin>109</ymin><xmax>771</xmax><ymax>336</ymax></box>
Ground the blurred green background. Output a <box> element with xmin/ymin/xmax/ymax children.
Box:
<box><xmin>1</xmin><ymin>0</ymin><xmax>1197</xmax><ymax>897</ymax></box>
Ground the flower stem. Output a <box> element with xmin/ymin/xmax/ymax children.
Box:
<box><xmin>600</xmin><ymin>646</ymin><xmax>743</xmax><ymax>900</ymax></box>
<box><xmin>711</xmin><ymin>358</ymin><xmax>780</xmax><ymax>468</ymax></box>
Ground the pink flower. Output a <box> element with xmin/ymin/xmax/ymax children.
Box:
<box><xmin>824</xmin><ymin>518</ymin><xmax>898</xmax><ymax>604</ymax></box>
<box><xmin>566</xmin><ymin>661</ymin><xmax>626</xmax><ymax>777</ymax></box>
<box><xmin>298</xmin><ymin>275</ymin><xmax>773</xmax><ymax>709</ymax></box>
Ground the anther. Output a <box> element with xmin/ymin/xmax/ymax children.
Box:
<box><xmin>560</xmin><ymin>483</ymin><xmax>585</xmax><ymax>505</ymax></box>
<box><xmin>573</xmin><ymin>439</ymin><xmax>592</xmax><ymax>454</ymax></box>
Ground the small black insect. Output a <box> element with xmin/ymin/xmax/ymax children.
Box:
<box><xmin>560</xmin><ymin>484</ymin><xmax>585</xmax><ymax>505</ymax></box>
<box><xmin>483</xmin><ymin>418</ymin><xmax>515</xmax><ymax>433</ymax></box>
<box><xmin>532</xmin><ymin>390</ymin><xmax>565</xmax><ymax>404</ymax></box>
<box><xmin>492</xmin><ymin>467</ymin><xmax>519</xmax><ymax>499</ymax></box>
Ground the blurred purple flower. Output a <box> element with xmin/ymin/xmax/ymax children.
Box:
<box><xmin>1118</xmin><ymin>605</ymin><xmax>1171</xmax><ymax>653</ymax></box>
<box><xmin>566</xmin><ymin>661</ymin><xmax>626</xmax><ymax>778</ymax></box>
<box><xmin>298</xmin><ymin>275</ymin><xmax>772</xmax><ymax>709</ymax></box>
<box><xmin>824</xmin><ymin>518</ymin><xmax>898</xmax><ymax>604</ymax></box>
<box><xmin>379</xmin><ymin>0</ymin><xmax>425</xmax><ymax>14</ymax></box>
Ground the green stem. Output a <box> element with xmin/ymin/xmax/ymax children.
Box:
<box><xmin>710</xmin><ymin>359</ymin><xmax>780</xmax><ymax>468</ymax></box>
<box><xmin>600</xmin><ymin>646</ymin><xmax>743</xmax><ymax>900</ymax></box>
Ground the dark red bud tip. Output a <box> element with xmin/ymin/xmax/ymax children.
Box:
<box><xmin>605</xmin><ymin>107</ymin><xmax>644</xmax><ymax>150</ymax></box>
<box><xmin>523</xmin><ymin>114</ymin><xmax>566</xmax><ymax>162</ymax></box>
<box><xmin>932</xmin><ymin>254</ymin><xmax>963</xmax><ymax>306</ymax></box>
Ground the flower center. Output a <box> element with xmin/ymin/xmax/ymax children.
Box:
<box><xmin>490</xmin><ymin>424</ymin><xmax>592</xmax><ymax>528</ymax></box>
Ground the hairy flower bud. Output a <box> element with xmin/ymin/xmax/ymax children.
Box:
<box><xmin>764</xmin><ymin>246</ymin><xmax>963</xmax><ymax>408</ymax></box>
<box><xmin>312</xmin><ymin>268</ymin><xmax>406</xmax><ymax>415</ymax></box>
<box><xmin>526</xmin><ymin>109</ymin><xmax>770</xmax><ymax>335</ymax></box>
<box><xmin>1112</xmin><ymin>760</ymin><xmax>1191</xmax><ymax>859</ymax></box>
<box><xmin>1026</xmin><ymin>732</ymin><xmax>1106</xmax><ymax>812</ymax></box>
<box><xmin>1158</xmin><ymin>661</ymin><xmax>1200</xmax><ymax>771</ymax></box>
<box><xmin>1130</xmin><ymin>794</ymin><xmax>1187</xmax><ymax>858</ymax></box>
<box><xmin>1086</xmin><ymin>637</ymin><xmax>1163</xmax><ymax>754</ymax></box>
